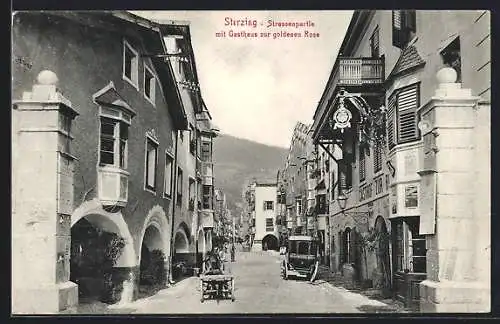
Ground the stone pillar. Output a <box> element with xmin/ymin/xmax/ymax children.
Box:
<box><xmin>418</xmin><ymin>68</ymin><xmax>490</xmax><ymax>312</ymax></box>
<box><xmin>12</xmin><ymin>71</ymin><xmax>79</xmax><ymax>314</ymax></box>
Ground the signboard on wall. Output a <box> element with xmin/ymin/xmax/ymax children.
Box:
<box><xmin>419</xmin><ymin>172</ymin><xmax>436</xmax><ymax>235</ymax></box>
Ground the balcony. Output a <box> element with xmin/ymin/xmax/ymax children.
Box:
<box><xmin>334</xmin><ymin>57</ymin><xmax>384</xmax><ymax>87</ymax></box>
<box><xmin>312</xmin><ymin>57</ymin><xmax>385</xmax><ymax>143</ymax></box>
<box><xmin>98</xmin><ymin>166</ymin><xmax>129</xmax><ymax>207</ymax></box>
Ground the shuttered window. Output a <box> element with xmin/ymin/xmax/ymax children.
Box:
<box><xmin>387</xmin><ymin>83</ymin><xmax>421</xmax><ymax>149</ymax></box>
<box><xmin>392</xmin><ymin>10</ymin><xmax>417</xmax><ymax>48</ymax></box>
<box><xmin>373</xmin><ymin>142</ymin><xmax>383</xmax><ymax>173</ymax></box>
<box><xmin>387</xmin><ymin>94</ymin><xmax>397</xmax><ymax>149</ymax></box>
<box><xmin>397</xmin><ymin>84</ymin><xmax>420</xmax><ymax>143</ymax></box>
<box><xmin>359</xmin><ymin>149</ymin><xmax>366</xmax><ymax>182</ymax></box>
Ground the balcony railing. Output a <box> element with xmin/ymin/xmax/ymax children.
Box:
<box><xmin>335</xmin><ymin>57</ymin><xmax>384</xmax><ymax>87</ymax></box>
<box><xmin>98</xmin><ymin>166</ymin><xmax>129</xmax><ymax>207</ymax></box>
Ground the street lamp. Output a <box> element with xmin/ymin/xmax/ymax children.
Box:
<box><xmin>337</xmin><ymin>192</ymin><xmax>348</xmax><ymax>211</ymax></box>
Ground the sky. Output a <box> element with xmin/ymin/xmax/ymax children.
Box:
<box><xmin>132</xmin><ymin>11</ymin><xmax>353</xmax><ymax>148</ymax></box>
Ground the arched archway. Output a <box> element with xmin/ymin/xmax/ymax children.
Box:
<box><xmin>374</xmin><ymin>216</ymin><xmax>391</xmax><ymax>294</ymax></box>
<box><xmin>70</xmin><ymin>199</ymin><xmax>136</xmax><ymax>303</ymax></box>
<box><xmin>172</xmin><ymin>225</ymin><xmax>190</xmax><ymax>280</ymax></box>
<box><xmin>262</xmin><ymin>234</ymin><xmax>279</xmax><ymax>251</ymax></box>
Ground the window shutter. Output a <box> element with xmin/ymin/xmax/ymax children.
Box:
<box><xmin>397</xmin><ymin>85</ymin><xmax>420</xmax><ymax>143</ymax></box>
<box><xmin>387</xmin><ymin>93</ymin><xmax>397</xmax><ymax>149</ymax></box>
<box><xmin>359</xmin><ymin>150</ymin><xmax>366</xmax><ymax>182</ymax></box>
<box><xmin>392</xmin><ymin>10</ymin><xmax>404</xmax><ymax>48</ymax></box>
<box><xmin>263</xmin><ymin>201</ymin><xmax>266</xmax><ymax>210</ymax></box>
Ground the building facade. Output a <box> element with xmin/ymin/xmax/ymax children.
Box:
<box><xmin>11</xmin><ymin>11</ymin><xmax>216</xmax><ymax>314</ymax></box>
<box><xmin>310</xmin><ymin>10</ymin><xmax>490</xmax><ymax>312</ymax></box>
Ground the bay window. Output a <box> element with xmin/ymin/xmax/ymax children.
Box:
<box><xmin>99</xmin><ymin>107</ymin><xmax>131</xmax><ymax>169</ymax></box>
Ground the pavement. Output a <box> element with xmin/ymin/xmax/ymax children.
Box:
<box><xmin>106</xmin><ymin>250</ymin><xmax>396</xmax><ymax>314</ymax></box>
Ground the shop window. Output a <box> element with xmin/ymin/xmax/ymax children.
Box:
<box><xmin>392</xmin><ymin>217</ymin><xmax>426</xmax><ymax>273</ymax></box>
<box><xmin>392</xmin><ymin>10</ymin><xmax>416</xmax><ymax>49</ymax></box>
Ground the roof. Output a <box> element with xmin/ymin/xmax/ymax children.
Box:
<box><xmin>386</xmin><ymin>44</ymin><xmax>426</xmax><ymax>82</ymax></box>
<box><xmin>289</xmin><ymin>235</ymin><xmax>316</xmax><ymax>241</ymax></box>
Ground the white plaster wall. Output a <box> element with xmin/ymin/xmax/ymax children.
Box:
<box><xmin>254</xmin><ymin>185</ymin><xmax>277</xmax><ymax>241</ymax></box>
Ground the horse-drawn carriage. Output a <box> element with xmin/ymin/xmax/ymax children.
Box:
<box><xmin>199</xmin><ymin>249</ymin><xmax>235</xmax><ymax>303</ymax></box>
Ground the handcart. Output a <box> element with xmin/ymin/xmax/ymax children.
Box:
<box><xmin>199</xmin><ymin>250</ymin><xmax>235</xmax><ymax>303</ymax></box>
<box><xmin>199</xmin><ymin>274</ymin><xmax>235</xmax><ymax>303</ymax></box>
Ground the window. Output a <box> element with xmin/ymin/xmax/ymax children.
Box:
<box><xmin>373</xmin><ymin>142</ymin><xmax>383</xmax><ymax>173</ymax></box>
<box><xmin>123</xmin><ymin>40</ymin><xmax>138</xmax><ymax>88</ymax></box>
<box><xmin>177</xmin><ymin>167</ymin><xmax>183</xmax><ymax>206</ymax></box>
<box><xmin>394</xmin><ymin>221</ymin><xmax>405</xmax><ymax>271</ymax></box>
<box><xmin>99</xmin><ymin>116</ymin><xmax>129</xmax><ymax>169</ymax></box>
<box><xmin>440</xmin><ymin>37</ymin><xmax>461</xmax><ymax>83</ymax></box>
<box><xmin>370</xmin><ymin>26</ymin><xmax>380</xmax><ymax>57</ymax></box>
<box><xmin>144</xmin><ymin>66</ymin><xmax>156</xmax><ymax>105</ymax></box>
<box><xmin>392</xmin><ymin>10</ymin><xmax>416</xmax><ymax>49</ymax></box>
<box><xmin>265</xmin><ymin>218</ymin><xmax>274</xmax><ymax>232</ymax></box>
<box><xmin>201</xmin><ymin>141</ymin><xmax>211</xmax><ymax>162</ymax></box>
<box><xmin>338</xmin><ymin>162</ymin><xmax>353</xmax><ymax>195</ymax></box>
<box><xmin>202</xmin><ymin>185</ymin><xmax>212</xmax><ymax>209</ymax></box>
<box><xmin>163</xmin><ymin>152</ymin><xmax>173</xmax><ymax>197</ymax></box>
<box><xmin>405</xmin><ymin>185</ymin><xmax>418</xmax><ymax>208</ymax></box>
<box><xmin>359</xmin><ymin>149</ymin><xmax>366</xmax><ymax>182</ymax></box>
<box><xmin>316</xmin><ymin>194</ymin><xmax>327</xmax><ymax>214</ymax></box>
<box><xmin>296</xmin><ymin>198</ymin><xmax>302</xmax><ymax>215</ymax></box>
<box><xmin>342</xmin><ymin>228</ymin><xmax>353</xmax><ymax>264</ymax></box>
<box><xmin>330</xmin><ymin>171</ymin><xmax>335</xmax><ymax>200</ymax></box>
<box><xmin>188</xmin><ymin>178</ymin><xmax>196</xmax><ymax>211</ymax></box>
<box><xmin>264</xmin><ymin>201</ymin><xmax>274</xmax><ymax>211</ymax></box>
<box><xmin>189</xmin><ymin>125</ymin><xmax>197</xmax><ymax>155</ymax></box>
<box><xmin>145</xmin><ymin>137</ymin><xmax>158</xmax><ymax>191</ymax></box>
<box><xmin>387</xmin><ymin>83</ymin><xmax>421</xmax><ymax>149</ymax></box>
<box><xmin>392</xmin><ymin>218</ymin><xmax>426</xmax><ymax>273</ymax></box>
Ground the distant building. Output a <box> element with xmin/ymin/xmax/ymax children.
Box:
<box><xmin>252</xmin><ymin>181</ymin><xmax>279</xmax><ymax>251</ymax></box>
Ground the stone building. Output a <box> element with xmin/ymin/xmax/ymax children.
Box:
<box><xmin>11</xmin><ymin>11</ymin><xmax>217</xmax><ymax>314</ymax></box>
<box><xmin>310</xmin><ymin>10</ymin><xmax>490</xmax><ymax>312</ymax></box>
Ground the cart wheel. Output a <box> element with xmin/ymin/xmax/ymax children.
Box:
<box><xmin>200</xmin><ymin>298</ymin><xmax>204</xmax><ymax>303</ymax></box>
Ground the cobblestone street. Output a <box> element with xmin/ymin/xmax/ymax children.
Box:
<box><xmin>106</xmin><ymin>251</ymin><xmax>393</xmax><ymax>314</ymax></box>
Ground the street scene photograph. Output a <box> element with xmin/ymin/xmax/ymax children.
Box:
<box><xmin>11</xmin><ymin>9</ymin><xmax>491</xmax><ymax>315</ymax></box>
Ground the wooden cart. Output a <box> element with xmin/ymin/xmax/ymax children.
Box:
<box><xmin>199</xmin><ymin>274</ymin><xmax>235</xmax><ymax>303</ymax></box>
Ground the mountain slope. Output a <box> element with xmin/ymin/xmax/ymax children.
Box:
<box><xmin>213</xmin><ymin>133</ymin><xmax>288</xmax><ymax>218</ymax></box>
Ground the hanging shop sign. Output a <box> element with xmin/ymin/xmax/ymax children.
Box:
<box><xmin>332</xmin><ymin>105</ymin><xmax>352</xmax><ymax>132</ymax></box>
